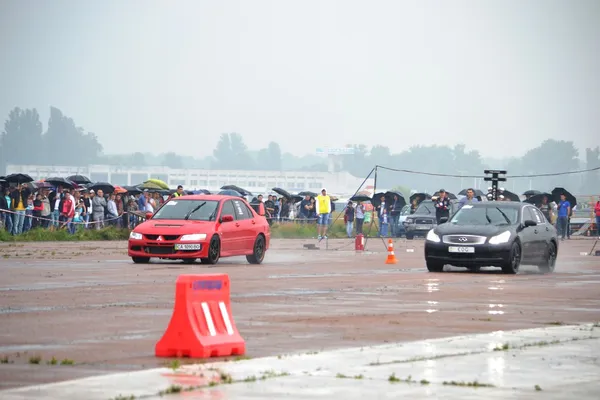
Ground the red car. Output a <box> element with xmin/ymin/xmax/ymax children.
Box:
<box><xmin>128</xmin><ymin>195</ymin><xmax>270</xmax><ymax>265</ymax></box>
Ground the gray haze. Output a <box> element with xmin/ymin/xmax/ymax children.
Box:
<box><xmin>1</xmin><ymin>0</ymin><xmax>599</xmax><ymax>158</ymax></box>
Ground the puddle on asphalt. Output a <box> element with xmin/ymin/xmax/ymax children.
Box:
<box><xmin>488</xmin><ymin>304</ymin><xmax>505</xmax><ymax>315</ymax></box>
<box><xmin>267</xmin><ymin>268</ymin><xmax>421</xmax><ymax>279</ymax></box>
<box><xmin>0</xmin><ymin>301</ymin><xmax>154</xmax><ymax>314</ymax></box>
<box><xmin>0</xmin><ymin>344</ymin><xmax>66</xmax><ymax>352</ymax></box>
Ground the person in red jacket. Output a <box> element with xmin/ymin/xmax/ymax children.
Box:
<box><xmin>594</xmin><ymin>197</ymin><xmax>600</xmax><ymax>239</ymax></box>
<box><xmin>58</xmin><ymin>191</ymin><xmax>75</xmax><ymax>234</ymax></box>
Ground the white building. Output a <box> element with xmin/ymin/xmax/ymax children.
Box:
<box><xmin>5</xmin><ymin>164</ymin><xmax>374</xmax><ymax>196</ymax></box>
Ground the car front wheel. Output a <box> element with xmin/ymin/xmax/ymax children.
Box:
<box><xmin>246</xmin><ymin>235</ymin><xmax>266</xmax><ymax>264</ymax></box>
<box><xmin>201</xmin><ymin>236</ymin><xmax>220</xmax><ymax>265</ymax></box>
<box><xmin>538</xmin><ymin>242</ymin><xmax>556</xmax><ymax>274</ymax></box>
<box><xmin>132</xmin><ymin>256</ymin><xmax>150</xmax><ymax>264</ymax></box>
<box><xmin>426</xmin><ymin>258</ymin><xmax>444</xmax><ymax>272</ymax></box>
<box><xmin>501</xmin><ymin>241</ymin><xmax>521</xmax><ymax>274</ymax></box>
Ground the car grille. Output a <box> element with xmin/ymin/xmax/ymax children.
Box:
<box><xmin>442</xmin><ymin>235</ymin><xmax>487</xmax><ymax>245</ymax></box>
<box><xmin>144</xmin><ymin>234</ymin><xmax>180</xmax><ymax>241</ymax></box>
<box><xmin>415</xmin><ymin>218</ymin><xmax>434</xmax><ymax>225</ymax></box>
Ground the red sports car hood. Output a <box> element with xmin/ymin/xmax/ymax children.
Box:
<box><xmin>135</xmin><ymin>219</ymin><xmax>216</xmax><ymax>235</ymax></box>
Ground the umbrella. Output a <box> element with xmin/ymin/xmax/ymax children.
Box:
<box><xmin>144</xmin><ymin>179</ymin><xmax>169</xmax><ymax>190</ymax></box>
<box><xmin>218</xmin><ymin>189</ymin><xmax>243</xmax><ymax>197</ymax></box>
<box><xmin>433</xmin><ymin>191</ymin><xmax>457</xmax><ymax>200</ymax></box>
<box><xmin>350</xmin><ymin>194</ymin><xmax>371</xmax><ymax>202</ymax></box>
<box><xmin>551</xmin><ymin>187</ymin><xmax>577</xmax><ymax>207</ymax></box>
<box><xmin>44</xmin><ymin>177</ymin><xmax>76</xmax><ymax>189</ymax></box>
<box><xmin>458</xmin><ymin>188</ymin><xmax>485</xmax><ymax>197</ymax></box>
<box><xmin>371</xmin><ymin>192</ymin><xmax>387</xmax><ymax>207</ymax></box>
<box><xmin>66</xmin><ymin>175</ymin><xmax>92</xmax><ymax>185</ymax></box>
<box><xmin>113</xmin><ymin>186</ymin><xmax>128</xmax><ymax>194</ymax></box>
<box><xmin>123</xmin><ymin>185</ymin><xmax>143</xmax><ymax>195</ymax></box>
<box><xmin>139</xmin><ymin>181</ymin><xmax>164</xmax><ymax>190</ymax></box>
<box><xmin>290</xmin><ymin>195</ymin><xmax>303</xmax><ymax>203</ymax></box>
<box><xmin>410</xmin><ymin>193</ymin><xmax>431</xmax><ymax>204</ymax></box>
<box><xmin>384</xmin><ymin>191</ymin><xmax>407</xmax><ymax>208</ymax></box>
<box><xmin>5</xmin><ymin>173</ymin><xmax>33</xmax><ymax>184</ymax></box>
<box><xmin>190</xmin><ymin>189</ymin><xmax>211</xmax><ymax>195</ymax></box>
<box><xmin>330</xmin><ymin>195</ymin><xmax>339</xmax><ymax>201</ymax></box>
<box><xmin>499</xmin><ymin>189</ymin><xmax>520</xmax><ymax>202</ymax></box>
<box><xmin>523</xmin><ymin>190</ymin><xmax>542</xmax><ymax>197</ymax></box>
<box><xmin>89</xmin><ymin>182</ymin><xmax>115</xmax><ymax>193</ymax></box>
<box><xmin>272</xmin><ymin>187</ymin><xmax>293</xmax><ymax>199</ymax></box>
<box><xmin>523</xmin><ymin>192</ymin><xmax>552</xmax><ymax>205</ymax></box>
<box><xmin>298</xmin><ymin>191</ymin><xmax>317</xmax><ymax>197</ymax></box>
<box><xmin>221</xmin><ymin>185</ymin><xmax>252</xmax><ymax>196</ymax></box>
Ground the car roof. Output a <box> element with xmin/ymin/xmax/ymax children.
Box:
<box><xmin>167</xmin><ymin>195</ymin><xmax>245</xmax><ymax>202</ymax></box>
<box><xmin>466</xmin><ymin>201</ymin><xmax>524</xmax><ymax>209</ymax></box>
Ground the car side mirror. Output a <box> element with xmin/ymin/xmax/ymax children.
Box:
<box><xmin>145</xmin><ymin>212</ymin><xmax>153</xmax><ymax>220</ymax></box>
<box><xmin>221</xmin><ymin>214</ymin><xmax>234</xmax><ymax>223</ymax></box>
<box><xmin>439</xmin><ymin>217</ymin><xmax>449</xmax><ymax>224</ymax></box>
<box><xmin>523</xmin><ymin>219</ymin><xmax>537</xmax><ymax>227</ymax></box>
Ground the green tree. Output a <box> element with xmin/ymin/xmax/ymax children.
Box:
<box><xmin>582</xmin><ymin>147</ymin><xmax>600</xmax><ymax>193</ymax></box>
<box><xmin>211</xmin><ymin>133</ymin><xmax>255</xmax><ymax>169</ymax></box>
<box><xmin>162</xmin><ymin>152</ymin><xmax>182</xmax><ymax>169</ymax></box>
<box><xmin>520</xmin><ymin>139</ymin><xmax>579</xmax><ymax>191</ymax></box>
<box><xmin>256</xmin><ymin>142</ymin><xmax>282</xmax><ymax>170</ymax></box>
<box><xmin>132</xmin><ymin>152</ymin><xmax>146</xmax><ymax>166</ymax></box>
<box><xmin>0</xmin><ymin>107</ymin><xmax>44</xmax><ymax>166</ymax></box>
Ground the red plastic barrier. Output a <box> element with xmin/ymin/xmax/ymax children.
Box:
<box><xmin>155</xmin><ymin>274</ymin><xmax>245</xmax><ymax>358</ymax></box>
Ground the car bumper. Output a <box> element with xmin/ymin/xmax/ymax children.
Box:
<box><xmin>128</xmin><ymin>239</ymin><xmax>208</xmax><ymax>259</ymax></box>
<box><xmin>424</xmin><ymin>241</ymin><xmax>512</xmax><ymax>267</ymax></box>
<box><xmin>404</xmin><ymin>224</ymin><xmax>434</xmax><ymax>235</ymax></box>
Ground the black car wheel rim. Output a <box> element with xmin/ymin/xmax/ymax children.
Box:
<box><xmin>255</xmin><ymin>238</ymin><xmax>264</xmax><ymax>260</ymax></box>
<box><xmin>512</xmin><ymin>245</ymin><xmax>521</xmax><ymax>269</ymax></box>
<box><xmin>209</xmin><ymin>239</ymin><xmax>219</xmax><ymax>260</ymax></box>
<box><xmin>548</xmin><ymin>245</ymin><xmax>556</xmax><ymax>266</ymax></box>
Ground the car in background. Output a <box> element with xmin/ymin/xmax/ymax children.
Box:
<box><xmin>403</xmin><ymin>200</ymin><xmax>458</xmax><ymax>239</ymax></box>
<box><xmin>394</xmin><ymin>205</ymin><xmax>412</xmax><ymax>237</ymax></box>
<box><xmin>569</xmin><ymin>208</ymin><xmax>595</xmax><ymax>236</ymax></box>
<box><xmin>128</xmin><ymin>195</ymin><xmax>270</xmax><ymax>265</ymax></box>
<box><xmin>424</xmin><ymin>202</ymin><xmax>558</xmax><ymax>274</ymax></box>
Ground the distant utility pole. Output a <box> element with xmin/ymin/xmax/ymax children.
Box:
<box><xmin>484</xmin><ymin>170</ymin><xmax>507</xmax><ymax>201</ymax></box>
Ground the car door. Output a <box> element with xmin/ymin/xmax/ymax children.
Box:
<box><xmin>520</xmin><ymin>206</ymin><xmax>539</xmax><ymax>262</ymax></box>
<box><xmin>532</xmin><ymin>207</ymin><xmax>551</xmax><ymax>260</ymax></box>
<box><xmin>218</xmin><ymin>200</ymin><xmax>240</xmax><ymax>255</ymax></box>
<box><xmin>231</xmin><ymin>198</ymin><xmax>254</xmax><ymax>251</ymax></box>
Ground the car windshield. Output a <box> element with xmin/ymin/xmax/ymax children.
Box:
<box><xmin>152</xmin><ymin>199</ymin><xmax>219</xmax><ymax>221</ymax></box>
<box><xmin>415</xmin><ymin>203</ymin><xmax>434</xmax><ymax>215</ymax></box>
<box><xmin>449</xmin><ymin>205</ymin><xmax>518</xmax><ymax>226</ymax></box>
<box><xmin>400</xmin><ymin>205</ymin><xmax>411</xmax><ymax>216</ymax></box>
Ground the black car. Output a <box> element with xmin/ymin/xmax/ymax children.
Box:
<box><xmin>424</xmin><ymin>202</ymin><xmax>558</xmax><ymax>274</ymax></box>
<box><xmin>404</xmin><ymin>200</ymin><xmax>458</xmax><ymax>239</ymax></box>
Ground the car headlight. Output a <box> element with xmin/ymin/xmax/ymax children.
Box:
<box><xmin>406</xmin><ymin>218</ymin><xmax>414</xmax><ymax>224</ymax></box>
<box><xmin>129</xmin><ymin>231</ymin><xmax>143</xmax><ymax>240</ymax></box>
<box><xmin>426</xmin><ymin>229</ymin><xmax>441</xmax><ymax>243</ymax></box>
<box><xmin>180</xmin><ymin>233</ymin><xmax>207</xmax><ymax>241</ymax></box>
<box><xmin>489</xmin><ymin>231</ymin><xmax>511</xmax><ymax>245</ymax></box>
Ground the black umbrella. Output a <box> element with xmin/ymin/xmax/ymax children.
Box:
<box><xmin>350</xmin><ymin>194</ymin><xmax>372</xmax><ymax>202</ymax></box>
<box><xmin>123</xmin><ymin>185</ymin><xmax>143</xmax><ymax>195</ymax></box>
<box><xmin>371</xmin><ymin>192</ymin><xmax>388</xmax><ymax>207</ymax></box>
<box><xmin>410</xmin><ymin>193</ymin><xmax>431</xmax><ymax>204</ymax></box>
<box><xmin>458</xmin><ymin>188</ymin><xmax>485</xmax><ymax>197</ymax></box>
<box><xmin>290</xmin><ymin>195</ymin><xmax>303</xmax><ymax>203</ymax></box>
<box><xmin>221</xmin><ymin>185</ymin><xmax>252</xmax><ymax>196</ymax></box>
<box><xmin>499</xmin><ymin>189</ymin><xmax>520</xmax><ymax>202</ymax></box>
<box><xmin>44</xmin><ymin>177</ymin><xmax>76</xmax><ymax>189</ymax></box>
<box><xmin>433</xmin><ymin>191</ymin><xmax>457</xmax><ymax>200</ymax></box>
<box><xmin>89</xmin><ymin>182</ymin><xmax>115</xmax><ymax>193</ymax></box>
<box><xmin>384</xmin><ymin>191</ymin><xmax>407</xmax><ymax>208</ymax></box>
<box><xmin>272</xmin><ymin>187</ymin><xmax>293</xmax><ymax>199</ymax></box>
<box><xmin>189</xmin><ymin>189</ymin><xmax>211</xmax><ymax>195</ymax></box>
<box><xmin>5</xmin><ymin>173</ymin><xmax>33</xmax><ymax>184</ymax></box>
<box><xmin>523</xmin><ymin>190</ymin><xmax>542</xmax><ymax>197</ymax></box>
<box><xmin>523</xmin><ymin>192</ymin><xmax>552</xmax><ymax>205</ymax></box>
<box><xmin>298</xmin><ymin>191</ymin><xmax>317</xmax><ymax>197</ymax></box>
<box><xmin>67</xmin><ymin>175</ymin><xmax>92</xmax><ymax>185</ymax></box>
<box><xmin>551</xmin><ymin>187</ymin><xmax>577</xmax><ymax>207</ymax></box>
<box><xmin>218</xmin><ymin>189</ymin><xmax>243</xmax><ymax>197</ymax></box>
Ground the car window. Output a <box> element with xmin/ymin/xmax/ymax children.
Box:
<box><xmin>152</xmin><ymin>199</ymin><xmax>219</xmax><ymax>221</ymax></box>
<box><xmin>532</xmin><ymin>208</ymin><xmax>545</xmax><ymax>224</ymax></box>
<box><xmin>400</xmin><ymin>205</ymin><xmax>411</xmax><ymax>216</ymax></box>
<box><xmin>449</xmin><ymin>205</ymin><xmax>518</xmax><ymax>226</ymax></box>
<box><xmin>415</xmin><ymin>203</ymin><xmax>434</xmax><ymax>215</ymax></box>
<box><xmin>232</xmin><ymin>199</ymin><xmax>253</xmax><ymax>220</ymax></box>
<box><xmin>220</xmin><ymin>200</ymin><xmax>235</xmax><ymax>218</ymax></box>
<box><xmin>522</xmin><ymin>206</ymin><xmax>536</xmax><ymax>222</ymax></box>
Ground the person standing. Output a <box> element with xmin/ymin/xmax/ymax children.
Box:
<box><xmin>10</xmin><ymin>183</ymin><xmax>31</xmax><ymax>235</ymax></box>
<box><xmin>390</xmin><ymin>195</ymin><xmax>402</xmax><ymax>237</ymax></box>
<box><xmin>537</xmin><ymin>195</ymin><xmax>553</xmax><ymax>223</ymax></box>
<box><xmin>355</xmin><ymin>201</ymin><xmax>365</xmax><ymax>235</ymax></box>
<box><xmin>556</xmin><ymin>193</ymin><xmax>571</xmax><ymax>241</ymax></box>
<box><xmin>434</xmin><ymin>189</ymin><xmax>451</xmax><ymax>224</ymax></box>
<box><xmin>315</xmin><ymin>188</ymin><xmax>331</xmax><ymax>240</ymax></box>
<box><xmin>92</xmin><ymin>189</ymin><xmax>107</xmax><ymax>229</ymax></box>
<box><xmin>594</xmin><ymin>197</ymin><xmax>600</xmax><ymax>239</ymax></box>
<box><xmin>377</xmin><ymin>195</ymin><xmax>388</xmax><ymax>237</ymax></box>
<box><xmin>458</xmin><ymin>188</ymin><xmax>479</xmax><ymax>210</ymax></box>
<box><xmin>344</xmin><ymin>201</ymin><xmax>355</xmax><ymax>238</ymax></box>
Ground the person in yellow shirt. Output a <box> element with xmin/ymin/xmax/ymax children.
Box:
<box><xmin>10</xmin><ymin>183</ymin><xmax>31</xmax><ymax>235</ymax></box>
<box><xmin>315</xmin><ymin>188</ymin><xmax>331</xmax><ymax>240</ymax></box>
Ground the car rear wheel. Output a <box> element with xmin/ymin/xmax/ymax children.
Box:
<box><xmin>132</xmin><ymin>256</ymin><xmax>150</xmax><ymax>264</ymax></box>
<box><xmin>246</xmin><ymin>234</ymin><xmax>266</xmax><ymax>264</ymax></box>
<box><xmin>501</xmin><ymin>242</ymin><xmax>521</xmax><ymax>274</ymax></box>
<box><xmin>538</xmin><ymin>242</ymin><xmax>556</xmax><ymax>274</ymax></box>
<box><xmin>426</xmin><ymin>259</ymin><xmax>444</xmax><ymax>272</ymax></box>
<box><xmin>201</xmin><ymin>236</ymin><xmax>220</xmax><ymax>265</ymax></box>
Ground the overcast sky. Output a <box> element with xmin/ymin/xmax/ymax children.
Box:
<box><xmin>1</xmin><ymin>0</ymin><xmax>598</xmax><ymax>159</ymax></box>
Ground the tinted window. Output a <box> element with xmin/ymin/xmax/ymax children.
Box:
<box><xmin>152</xmin><ymin>199</ymin><xmax>219</xmax><ymax>221</ymax></box>
<box><xmin>522</xmin><ymin>207</ymin><xmax>536</xmax><ymax>223</ymax></box>
<box><xmin>221</xmin><ymin>200</ymin><xmax>235</xmax><ymax>218</ymax></box>
<box><xmin>232</xmin><ymin>199</ymin><xmax>253</xmax><ymax>219</ymax></box>
<box><xmin>415</xmin><ymin>203</ymin><xmax>434</xmax><ymax>215</ymax></box>
<box><xmin>449</xmin><ymin>205</ymin><xmax>518</xmax><ymax>226</ymax></box>
<box><xmin>532</xmin><ymin>208</ymin><xmax>545</xmax><ymax>224</ymax></box>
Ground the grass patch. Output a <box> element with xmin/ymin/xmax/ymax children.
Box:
<box><xmin>28</xmin><ymin>355</ymin><xmax>41</xmax><ymax>364</ymax></box>
<box><xmin>336</xmin><ymin>373</ymin><xmax>348</xmax><ymax>378</ymax></box>
<box><xmin>493</xmin><ymin>343</ymin><xmax>510</xmax><ymax>351</ymax></box>
<box><xmin>47</xmin><ymin>356</ymin><xmax>58</xmax><ymax>365</ymax></box>
<box><xmin>166</xmin><ymin>359</ymin><xmax>180</xmax><ymax>371</ymax></box>
<box><xmin>443</xmin><ymin>380</ymin><xmax>495</xmax><ymax>388</ymax></box>
<box><xmin>112</xmin><ymin>395</ymin><xmax>136</xmax><ymax>400</ymax></box>
<box><xmin>158</xmin><ymin>384</ymin><xmax>182</xmax><ymax>395</ymax></box>
<box><xmin>388</xmin><ymin>373</ymin><xmax>415</xmax><ymax>383</ymax></box>
<box><xmin>535</xmin><ymin>384</ymin><xmax>542</xmax><ymax>391</ymax></box>
<box><xmin>544</xmin><ymin>321</ymin><xmax>565</xmax><ymax>326</ymax></box>
<box><xmin>1</xmin><ymin>355</ymin><xmax>10</xmax><ymax>364</ymax></box>
<box><xmin>0</xmin><ymin>227</ymin><xmax>129</xmax><ymax>242</ymax></box>
<box><xmin>60</xmin><ymin>358</ymin><xmax>75</xmax><ymax>365</ymax></box>
<box><xmin>269</xmin><ymin>218</ymin><xmax>349</xmax><ymax>239</ymax></box>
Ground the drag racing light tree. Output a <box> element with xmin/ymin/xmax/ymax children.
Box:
<box><xmin>484</xmin><ymin>170</ymin><xmax>507</xmax><ymax>201</ymax></box>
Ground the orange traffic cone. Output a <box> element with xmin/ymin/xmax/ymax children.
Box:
<box><xmin>385</xmin><ymin>239</ymin><xmax>398</xmax><ymax>264</ymax></box>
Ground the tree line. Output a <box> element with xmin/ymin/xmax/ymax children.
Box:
<box><xmin>1</xmin><ymin>106</ymin><xmax>598</xmax><ymax>194</ymax></box>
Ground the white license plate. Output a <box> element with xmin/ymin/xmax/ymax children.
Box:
<box><xmin>448</xmin><ymin>246</ymin><xmax>475</xmax><ymax>253</ymax></box>
<box><xmin>416</xmin><ymin>224</ymin><xmax>432</xmax><ymax>230</ymax></box>
<box><xmin>174</xmin><ymin>244</ymin><xmax>201</xmax><ymax>250</ymax></box>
